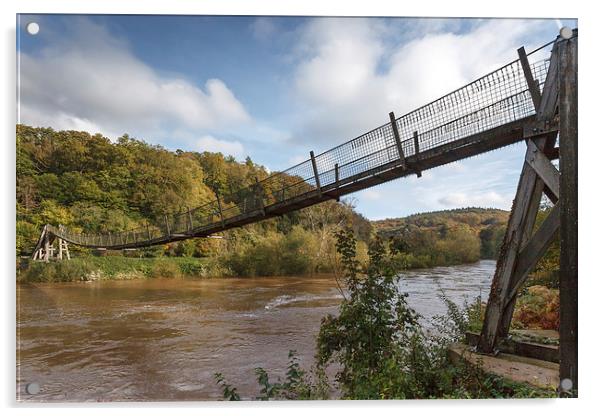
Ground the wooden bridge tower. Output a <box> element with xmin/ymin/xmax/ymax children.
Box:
<box><xmin>477</xmin><ymin>30</ymin><xmax>577</xmax><ymax>394</ymax></box>
<box><xmin>32</xmin><ymin>224</ymin><xmax>71</xmax><ymax>262</ymax></box>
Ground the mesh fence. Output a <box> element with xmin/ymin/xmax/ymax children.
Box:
<box><xmin>49</xmin><ymin>45</ymin><xmax>552</xmax><ymax>248</ymax></box>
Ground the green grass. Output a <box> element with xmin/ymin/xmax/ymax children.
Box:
<box><xmin>18</xmin><ymin>256</ymin><xmax>218</xmax><ymax>283</ymax></box>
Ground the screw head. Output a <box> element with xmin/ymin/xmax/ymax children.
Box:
<box><xmin>26</xmin><ymin>382</ymin><xmax>40</xmax><ymax>395</ymax></box>
<box><xmin>559</xmin><ymin>27</ymin><xmax>573</xmax><ymax>40</ymax></box>
<box><xmin>560</xmin><ymin>378</ymin><xmax>573</xmax><ymax>391</ymax></box>
<box><xmin>26</xmin><ymin>22</ymin><xmax>39</xmax><ymax>35</ymax></box>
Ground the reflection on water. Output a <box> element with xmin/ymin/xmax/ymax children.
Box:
<box><xmin>16</xmin><ymin>260</ymin><xmax>495</xmax><ymax>402</ymax></box>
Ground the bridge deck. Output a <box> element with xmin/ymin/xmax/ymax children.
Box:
<box><xmin>40</xmin><ymin>41</ymin><xmax>555</xmax><ymax>251</ymax></box>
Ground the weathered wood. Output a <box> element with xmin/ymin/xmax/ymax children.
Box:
<box><xmin>43</xmin><ymin>236</ymin><xmax>50</xmax><ymax>262</ymax></box>
<box><xmin>478</xmin><ymin>41</ymin><xmax>563</xmax><ymax>352</ymax></box>
<box><xmin>537</xmin><ymin>42</ymin><xmax>559</xmax><ymax>123</ymax></box>
<box><xmin>526</xmin><ymin>141</ymin><xmax>560</xmax><ymax>199</ymax></box>
<box><xmin>478</xmin><ymin>152</ymin><xmax>543</xmax><ymax>352</ymax></box>
<box><xmin>496</xmin><ymin>159</ymin><xmax>550</xmax><ymax>339</ymax></box>
<box><xmin>558</xmin><ymin>35</ymin><xmax>578</xmax><ymax>394</ymax></box>
<box><xmin>518</xmin><ymin>46</ymin><xmax>542</xmax><ymax>110</ymax></box>
<box><xmin>389</xmin><ymin>112</ymin><xmax>406</xmax><ymax>166</ymax></box>
<box><xmin>63</xmin><ymin>239</ymin><xmax>70</xmax><ymax>260</ymax></box>
<box><xmin>58</xmin><ymin>237</ymin><xmax>64</xmax><ymax>260</ymax></box>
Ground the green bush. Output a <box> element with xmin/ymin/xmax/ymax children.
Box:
<box><xmin>18</xmin><ymin>256</ymin><xmax>218</xmax><ymax>282</ymax></box>
<box><xmin>149</xmin><ymin>260</ymin><xmax>182</xmax><ymax>279</ymax></box>
<box><xmin>216</xmin><ymin>229</ymin><xmax>557</xmax><ymax>400</ymax></box>
<box><xmin>22</xmin><ymin>259</ymin><xmax>97</xmax><ymax>283</ymax></box>
<box><xmin>222</xmin><ymin>226</ymin><xmax>318</xmax><ymax>277</ymax></box>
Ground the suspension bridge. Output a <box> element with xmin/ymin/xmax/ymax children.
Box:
<box><xmin>31</xmin><ymin>31</ymin><xmax>578</xmax><ymax>393</ymax></box>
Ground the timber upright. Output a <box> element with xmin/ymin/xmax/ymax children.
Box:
<box><xmin>32</xmin><ymin>224</ymin><xmax>71</xmax><ymax>262</ymax></box>
<box><xmin>477</xmin><ymin>28</ymin><xmax>577</xmax><ymax>395</ymax></box>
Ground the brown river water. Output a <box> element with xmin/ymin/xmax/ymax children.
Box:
<box><xmin>16</xmin><ymin>260</ymin><xmax>495</xmax><ymax>402</ymax></box>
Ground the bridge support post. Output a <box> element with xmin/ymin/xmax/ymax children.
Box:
<box><xmin>558</xmin><ymin>33</ymin><xmax>578</xmax><ymax>395</ymax></box>
<box><xmin>478</xmin><ymin>31</ymin><xmax>577</xmax><ymax>395</ymax></box>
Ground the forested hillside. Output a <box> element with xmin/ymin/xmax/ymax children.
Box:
<box><xmin>16</xmin><ymin>124</ymin><xmax>371</xmax><ymax>277</ymax></box>
<box><xmin>16</xmin><ymin>124</ymin><xmax>556</xmax><ymax>281</ymax></box>
<box><xmin>373</xmin><ymin>208</ymin><xmax>509</xmax><ymax>268</ymax></box>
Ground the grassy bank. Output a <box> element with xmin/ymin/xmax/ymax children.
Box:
<box><xmin>17</xmin><ymin>256</ymin><xmax>222</xmax><ymax>283</ymax></box>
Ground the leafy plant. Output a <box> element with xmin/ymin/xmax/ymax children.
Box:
<box><xmin>215</xmin><ymin>228</ymin><xmax>556</xmax><ymax>400</ymax></box>
<box><xmin>214</xmin><ymin>372</ymin><xmax>240</xmax><ymax>401</ymax></box>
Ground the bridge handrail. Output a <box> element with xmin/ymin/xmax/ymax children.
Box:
<box><xmin>44</xmin><ymin>41</ymin><xmax>553</xmax><ymax>250</ymax></box>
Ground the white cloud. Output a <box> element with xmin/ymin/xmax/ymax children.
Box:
<box><xmin>290</xmin><ymin>18</ymin><xmax>556</xmax><ymax>146</ymax></box>
<box><xmin>437</xmin><ymin>191</ymin><xmax>506</xmax><ymax>208</ymax></box>
<box><xmin>360</xmin><ymin>189</ymin><xmax>381</xmax><ymax>201</ymax></box>
<box><xmin>18</xmin><ymin>18</ymin><xmax>250</xmax><ymax>140</ymax></box>
<box><xmin>287</xmin><ymin>154</ymin><xmax>308</xmax><ymax>166</ymax></box>
<box><xmin>196</xmin><ymin>135</ymin><xmax>245</xmax><ymax>159</ymax></box>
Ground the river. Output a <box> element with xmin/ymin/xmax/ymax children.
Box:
<box><xmin>16</xmin><ymin>260</ymin><xmax>495</xmax><ymax>402</ymax></box>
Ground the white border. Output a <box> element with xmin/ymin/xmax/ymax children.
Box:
<box><xmin>2</xmin><ymin>1</ymin><xmax>599</xmax><ymax>415</ymax></box>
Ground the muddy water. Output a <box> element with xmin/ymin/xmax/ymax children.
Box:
<box><xmin>16</xmin><ymin>260</ymin><xmax>495</xmax><ymax>402</ymax></box>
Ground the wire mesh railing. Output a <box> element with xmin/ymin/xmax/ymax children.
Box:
<box><xmin>46</xmin><ymin>42</ymin><xmax>553</xmax><ymax>249</ymax></box>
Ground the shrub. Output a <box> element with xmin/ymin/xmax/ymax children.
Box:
<box><xmin>22</xmin><ymin>259</ymin><xmax>97</xmax><ymax>283</ymax></box>
<box><xmin>216</xmin><ymin>228</ymin><xmax>556</xmax><ymax>400</ymax></box>
<box><xmin>512</xmin><ymin>285</ymin><xmax>559</xmax><ymax>330</ymax></box>
<box><xmin>150</xmin><ymin>260</ymin><xmax>181</xmax><ymax>279</ymax></box>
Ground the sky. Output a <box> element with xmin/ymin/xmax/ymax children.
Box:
<box><xmin>16</xmin><ymin>14</ymin><xmax>576</xmax><ymax>220</ymax></box>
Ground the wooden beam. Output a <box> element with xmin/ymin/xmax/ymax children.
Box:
<box><xmin>518</xmin><ymin>46</ymin><xmax>542</xmax><ymax>110</ymax></box>
<box><xmin>389</xmin><ymin>112</ymin><xmax>406</xmax><ymax>166</ymax></box>
<box><xmin>477</xmin><ymin>156</ymin><xmax>542</xmax><ymax>352</ymax></box>
<box><xmin>537</xmin><ymin>42</ymin><xmax>559</xmax><ymax>123</ymax></box>
<box><xmin>526</xmin><ymin>141</ymin><xmax>560</xmax><ymax>199</ymax></box>
<box><xmin>558</xmin><ymin>34</ymin><xmax>578</xmax><ymax>395</ymax></box>
<box><xmin>478</xmin><ymin>42</ymin><xmax>561</xmax><ymax>353</ymax></box>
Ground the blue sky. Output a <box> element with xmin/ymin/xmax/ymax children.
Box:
<box><xmin>17</xmin><ymin>15</ymin><xmax>576</xmax><ymax>220</ymax></box>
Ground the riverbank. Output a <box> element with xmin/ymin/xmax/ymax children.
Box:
<box><xmin>18</xmin><ymin>254</ymin><xmax>490</xmax><ymax>284</ymax></box>
<box><xmin>17</xmin><ymin>256</ymin><xmax>222</xmax><ymax>283</ymax></box>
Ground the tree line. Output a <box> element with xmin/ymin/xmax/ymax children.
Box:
<box><xmin>16</xmin><ymin>124</ymin><xmax>371</xmax><ymax>276</ymax></box>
